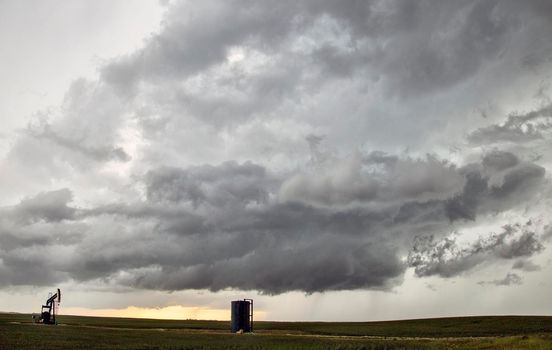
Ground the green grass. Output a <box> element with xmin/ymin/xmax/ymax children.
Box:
<box><xmin>1</xmin><ymin>313</ymin><xmax>551</xmax><ymax>349</ymax></box>
<box><xmin>256</xmin><ymin>316</ymin><xmax>552</xmax><ymax>337</ymax></box>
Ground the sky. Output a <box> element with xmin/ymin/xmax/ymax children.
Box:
<box><xmin>1</xmin><ymin>0</ymin><xmax>552</xmax><ymax>322</ymax></box>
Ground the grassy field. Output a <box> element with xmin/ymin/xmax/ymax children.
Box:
<box><xmin>1</xmin><ymin>313</ymin><xmax>551</xmax><ymax>349</ymax></box>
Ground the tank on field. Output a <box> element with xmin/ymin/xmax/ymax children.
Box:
<box><xmin>230</xmin><ymin>299</ymin><xmax>253</xmax><ymax>333</ymax></box>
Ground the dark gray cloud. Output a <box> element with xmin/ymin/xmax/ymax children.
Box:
<box><xmin>65</xmin><ymin>160</ymin><xmax>407</xmax><ymax>293</ymax></box>
<box><xmin>467</xmin><ymin>103</ymin><xmax>552</xmax><ymax>145</ymax></box>
<box><xmin>489</xmin><ymin>163</ymin><xmax>545</xmax><ymax>199</ymax></box>
<box><xmin>512</xmin><ymin>259</ymin><xmax>541</xmax><ymax>272</ymax></box>
<box><xmin>110</xmin><ymin>234</ymin><xmax>404</xmax><ymax>294</ymax></box>
<box><xmin>0</xmin><ymin>160</ymin><xmax>403</xmax><ymax>293</ymax></box>
<box><xmin>408</xmin><ymin>223</ymin><xmax>545</xmax><ymax>278</ymax></box>
<box><xmin>265</xmin><ymin>150</ymin><xmax>544</xmax><ymax>233</ymax></box>
<box><xmin>145</xmin><ymin>161</ymin><xmax>272</xmax><ymax>208</ymax></box>
<box><xmin>0</xmin><ymin>222</ymin><xmax>83</xmax><ymax>251</ymax></box>
<box><xmin>63</xmin><ymin>208</ymin><xmax>404</xmax><ymax>294</ymax></box>
<box><xmin>27</xmin><ymin>120</ymin><xmax>130</xmax><ymax>163</ymax></box>
<box><xmin>478</xmin><ymin>272</ymin><xmax>523</xmax><ymax>287</ymax></box>
<box><xmin>4</xmin><ymin>188</ymin><xmax>76</xmax><ymax>224</ymax></box>
<box><xmin>444</xmin><ymin>170</ymin><xmax>488</xmax><ymax>222</ymax></box>
<box><xmin>482</xmin><ymin>150</ymin><xmax>519</xmax><ymax>171</ymax></box>
<box><xmin>1</xmin><ymin>146</ymin><xmax>548</xmax><ymax>294</ymax></box>
<box><xmin>280</xmin><ymin>154</ymin><xmax>465</xmax><ymax>207</ymax></box>
<box><xmin>0</xmin><ymin>189</ymin><xmax>81</xmax><ymax>286</ymax></box>
<box><xmin>445</xmin><ymin>159</ymin><xmax>545</xmax><ymax>222</ymax></box>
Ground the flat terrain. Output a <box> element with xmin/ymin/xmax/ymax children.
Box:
<box><xmin>1</xmin><ymin>313</ymin><xmax>551</xmax><ymax>349</ymax></box>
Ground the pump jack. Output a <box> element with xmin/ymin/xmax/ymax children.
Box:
<box><xmin>33</xmin><ymin>288</ymin><xmax>61</xmax><ymax>324</ymax></box>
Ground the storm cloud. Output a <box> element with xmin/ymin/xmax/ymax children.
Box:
<box><xmin>0</xmin><ymin>0</ymin><xmax>551</xmax><ymax>300</ymax></box>
<box><xmin>0</xmin><ymin>149</ymin><xmax>549</xmax><ymax>294</ymax></box>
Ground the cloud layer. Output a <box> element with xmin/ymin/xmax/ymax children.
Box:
<box><xmin>1</xmin><ymin>0</ymin><xmax>551</xmax><ymax>296</ymax></box>
<box><xmin>0</xmin><ymin>150</ymin><xmax>549</xmax><ymax>293</ymax></box>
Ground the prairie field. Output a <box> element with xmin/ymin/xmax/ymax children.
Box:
<box><xmin>1</xmin><ymin>313</ymin><xmax>551</xmax><ymax>349</ymax></box>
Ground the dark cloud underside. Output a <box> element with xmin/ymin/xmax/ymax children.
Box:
<box><xmin>0</xmin><ymin>150</ymin><xmax>549</xmax><ymax>293</ymax></box>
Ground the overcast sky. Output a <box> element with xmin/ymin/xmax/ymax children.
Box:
<box><xmin>1</xmin><ymin>0</ymin><xmax>552</xmax><ymax>321</ymax></box>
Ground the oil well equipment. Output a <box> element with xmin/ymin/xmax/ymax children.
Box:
<box><xmin>32</xmin><ymin>288</ymin><xmax>61</xmax><ymax>325</ymax></box>
<box><xmin>230</xmin><ymin>298</ymin><xmax>253</xmax><ymax>333</ymax></box>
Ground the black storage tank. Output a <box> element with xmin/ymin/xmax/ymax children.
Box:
<box><xmin>230</xmin><ymin>299</ymin><xmax>253</xmax><ymax>333</ymax></box>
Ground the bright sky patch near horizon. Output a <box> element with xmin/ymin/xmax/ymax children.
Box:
<box><xmin>1</xmin><ymin>0</ymin><xmax>552</xmax><ymax>321</ymax></box>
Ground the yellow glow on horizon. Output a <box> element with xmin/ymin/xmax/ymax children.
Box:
<box><xmin>62</xmin><ymin>305</ymin><xmax>268</xmax><ymax>321</ymax></box>
<box><xmin>62</xmin><ymin>305</ymin><xmax>239</xmax><ymax>321</ymax></box>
